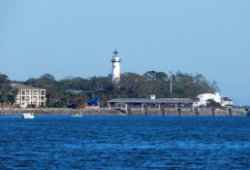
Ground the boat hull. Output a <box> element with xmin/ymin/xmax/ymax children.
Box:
<box><xmin>22</xmin><ymin>114</ymin><xmax>34</xmax><ymax>119</ymax></box>
<box><xmin>71</xmin><ymin>115</ymin><xmax>83</xmax><ymax>117</ymax></box>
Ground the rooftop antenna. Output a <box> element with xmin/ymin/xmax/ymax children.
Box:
<box><xmin>169</xmin><ymin>71</ymin><xmax>173</xmax><ymax>93</ymax></box>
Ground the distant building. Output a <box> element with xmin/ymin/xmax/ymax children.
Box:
<box><xmin>107</xmin><ymin>94</ymin><xmax>195</xmax><ymax>109</ymax></box>
<box><xmin>11</xmin><ymin>83</ymin><xmax>46</xmax><ymax>108</ymax></box>
<box><xmin>111</xmin><ymin>50</ymin><xmax>121</xmax><ymax>82</ymax></box>
<box><xmin>221</xmin><ymin>97</ymin><xmax>233</xmax><ymax>106</ymax></box>
<box><xmin>65</xmin><ymin>89</ymin><xmax>89</xmax><ymax>94</ymax></box>
<box><xmin>194</xmin><ymin>92</ymin><xmax>221</xmax><ymax>106</ymax></box>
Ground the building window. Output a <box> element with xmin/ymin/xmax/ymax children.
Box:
<box><xmin>22</xmin><ymin>102</ymin><xmax>25</xmax><ymax>105</ymax></box>
<box><xmin>22</xmin><ymin>96</ymin><xmax>25</xmax><ymax>101</ymax></box>
<box><xmin>41</xmin><ymin>96</ymin><xmax>44</xmax><ymax>100</ymax></box>
<box><xmin>33</xmin><ymin>90</ymin><xmax>37</xmax><ymax>95</ymax></box>
<box><xmin>26</xmin><ymin>90</ymin><xmax>29</xmax><ymax>95</ymax></box>
<box><xmin>22</xmin><ymin>90</ymin><xmax>25</xmax><ymax>95</ymax></box>
<box><xmin>41</xmin><ymin>102</ymin><xmax>44</xmax><ymax>106</ymax></box>
<box><xmin>41</xmin><ymin>91</ymin><xmax>45</xmax><ymax>95</ymax></box>
<box><xmin>26</xmin><ymin>96</ymin><xmax>29</xmax><ymax>101</ymax></box>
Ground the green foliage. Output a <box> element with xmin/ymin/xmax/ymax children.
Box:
<box><xmin>156</xmin><ymin>72</ymin><xmax>168</xmax><ymax>81</ymax></box>
<box><xmin>206</xmin><ymin>99</ymin><xmax>221</xmax><ymax>107</ymax></box>
<box><xmin>0</xmin><ymin>92</ymin><xmax>8</xmax><ymax>102</ymax></box>
<box><xmin>27</xmin><ymin>104</ymin><xmax>36</xmax><ymax>108</ymax></box>
<box><xmin>53</xmin><ymin>100</ymin><xmax>66</xmax><ymax>107</ymax></box>
<box><xmin>182</xmin><ymin>92</ymin><xmax>191</xmax><ymax>98</ymax></box>
<box><xmin>8</xmin><ymin>87</ymin><xmax>19</xmax><ymax>103</ymax></box>
<box><xmin>5</xmin><ymin>71</ymin><xmax>220</xmax><ymax>108</ymax></box>
<box><xmin>0</xmin><ymin>74</ymin><xmax>19</xmax><ymax>104</ymax></box>
<box><xmin>72</xmin><ymin>98</ymin><xmax>86</xmax><ymax>109</ymax></box>
<box><xmin>143</xmin><ymin>71</ymin><xmax>157</xmax><ymax>81</ymax></box>
<box><xmin>24</xmin><ymin>73</ymin><xmax>65</xmax><ymax>101</ymax></box>
<box><xmin>60</xmin><ymin>71</ymin><xmax>219</xmax><ymax>106</ymax></box>
<box><xmin>0</xmin><ymin>74</ymin><xmax>11</xmax><ymax>92</ymax></box>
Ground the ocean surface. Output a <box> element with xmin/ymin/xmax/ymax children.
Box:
<box><xmin>1</xmin><ymin>116</ymin><xmax>250</xmax><ymax>169</ymax></box>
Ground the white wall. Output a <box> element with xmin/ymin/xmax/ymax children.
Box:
<box><xmin>196</xmin><ymin>92</ymin><xmax>221</xmax><ymax>106</ymax></box>
<box><xmin>112</xmin><ymin>56</ymin><xmax>121</xmax><ymax>82</ymax></box>
<box><xmin>221</xmin><ymin>100</ymin><xmax>233</xmax><ymax>106</ymax></box>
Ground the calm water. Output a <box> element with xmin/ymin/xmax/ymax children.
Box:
<box><xmin>1</xmin><ymin>116</ymin><xmax>250</xmax><ymax>169</ymax></box>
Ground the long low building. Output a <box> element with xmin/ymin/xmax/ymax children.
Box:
<box><xmin>106</xmin><ymin>95</ymin><xmax>195</xmax><ymax>109</ymax></box>
<box><xmin>107</xmin><ymin>98</ymin><xmax>195</xmax><ymax>104</ymax></box>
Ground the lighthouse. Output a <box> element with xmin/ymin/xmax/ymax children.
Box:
<box><xmin>111</xmin><ymin>50</ymin><xmax>121</xmax><ymax>82</ymax></box>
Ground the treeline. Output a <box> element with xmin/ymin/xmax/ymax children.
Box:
<box><xmin>0</xmin><ymin>74</ymin><xmax>19</xmax><ymax>104</ymax></box>
<box><xmin>0</xmin><ymin>71</ymin><xmax>220</xmax><ymax>108</ymax></box>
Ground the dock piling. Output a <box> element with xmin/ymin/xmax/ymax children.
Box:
<box><xmin>228</xmin><ymin>108</ymin><xmax>232</xmax><ymax>116</ymax></box>
<box><xmin>211</xmin><ymin>108</ymin><xmax>215</xmax><ymax>116</ymax></box>
<box><xmin>195</xmin><ymin>108</ymin><xmax>198</xmax><ymax>116</ymax></box>
<box><xmin>177</xmin><ymin>108</ymin><xmax>181</xmax><ymax>116</ymax></box>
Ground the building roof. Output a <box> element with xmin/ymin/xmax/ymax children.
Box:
<box><xmin>65</xmin><ymin>89</ymin><xmax>89</xmax><ymax>94</ymax></box>
<box><xmin>107</xmin><ymin>98</ymin><xmax>195</xmax><ymax>103</ymax></box>
<box><xmin>222</xmin><ymin>98</ymin><xmax>233</xmax><ymax>101</ymax></box>
<box><xmin>11</xmin><ymin>83</ymin><xmax>46</xmax><ymax>90</ymax></box>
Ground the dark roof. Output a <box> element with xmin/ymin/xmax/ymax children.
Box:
<box><xmin>107</xmin><ymin>98</ymin><xmax>195</xmax><ymax>103</ymax></box>
<box><xmin>222</xmin><ymin>98</ymin><xmax>233</xmax><ymax>101</ymax></box>
<box><xmin>11</xmin><ymin>83</ymin><xmax>46</xmax><ymax>90</ymax></box>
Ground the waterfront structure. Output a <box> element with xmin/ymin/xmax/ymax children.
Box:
<box><xmin>221</xmin><ymin>97</ymin><xmax>233</xmax><ymax>106</ymax></box>
<box><xmin>11</xmin><ymin>83</ymin><xmax>46</xmax><ymax>108</ymax></box>
<box><xmin>107</xmin><ymin>95</ymin><xmax>195</xmax><ymax>110</ymax></box>
<box><xmin>111</xmin><ymin>50</ymin><xmax>121</xmax><ymax>82</ymax></box>
<box><xmin>194</xmin><ymin>92</ymin><xmax>221</xmax><ymax>106</ymax></box>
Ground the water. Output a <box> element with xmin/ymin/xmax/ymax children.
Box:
<box><xmin>1</xmin><ymin>116</ymin><xmax>250</xmax><ymax>169</ymax></box>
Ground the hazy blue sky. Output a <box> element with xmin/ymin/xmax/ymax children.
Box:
<box><xmin>0</xmin><ymin>0</ymin><xmax>249</xmax><ymax>105</ymax></box>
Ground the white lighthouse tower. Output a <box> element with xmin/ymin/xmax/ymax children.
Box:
<box><xmin>111</xmin><ymin>50</ymin><xmax>121</xmax><ymax>82</ymax></box>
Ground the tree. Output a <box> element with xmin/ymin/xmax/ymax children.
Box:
<box><xmin>14</xmin><ymin>70</ymin><xmax>220</xmax><ymax>108</ymax></box>
<box><xmin>0</xmin><ymin>74</ymin><xmax>19</xmax><ymax>104</ymax></box>
<box><xmin>0</xmin><ymin>74</ymin><xmax>11</xmax><ymax>92</ymax></box>
<box><xmin>211</xmin><ymin>81</ymin><xmax>220</xmax><ymax>93</ymax></box>
<box><xmin>8</xmin><ymin>87</ymin><xmax>19</xmax><ymax>104</ymax></box>
<box><xmin>143</xmin><ymin>71</ymin><xmax>157</xmax><ymax>81</ymax></box>
<box><xmin>0</xmin><ymin>92</ymin><xmax>8</xmax><ymax>102</ymax></box>
<box><xmin>156</xmin><ymin>72</ymin><xmax>168</xmax><ymax>81</ymax></box>
<box><xmin>53</xmin><ymin>101</ymin><xmax>66</xmax><ymax>107</ymax></box>
<box><xmin>206</xmin><ymin>99</ymin><xmax>221</xmax><ymax>107</ymax></box>
<box><xmin>182</xmin><ymin>92</ymin><xmax>191</xmax><ymax>98</ymax></box>
<box><xmin>72</xmin><ymin>98</ymin><xmax>86</xmax><ymax>109</ymax></box>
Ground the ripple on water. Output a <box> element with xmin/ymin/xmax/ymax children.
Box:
<box><xmin>1</xmin><ymin>116</ymin><xmax>250</xmax><ymax>169</ymax></box>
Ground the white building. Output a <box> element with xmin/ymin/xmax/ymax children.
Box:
<box><xmin>221</xmin><ymin>98</ymin><xmax>233</xmax><ymax>106</ymax></box>
<box><xmin>194</xmin><ymin>92</ymin><xmax>221</xmax><ymax>106</ymax></box>
<box><xmin>111</xmin><ymin>50</ymin><xmax>121</xmax><ymax>82</ymax></box>
<box><xmin>11</xmin><ymin>83</ymin><xmax>46</xmax><ymax>108</ymax></box>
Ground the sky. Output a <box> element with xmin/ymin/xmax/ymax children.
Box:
<box><xmin>0</xmin><ymin>0</ymin><xmax>249</xmax><ymax>105</ymax></box>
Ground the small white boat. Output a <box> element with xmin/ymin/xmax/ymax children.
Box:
<box><xmin>71</xmin><ymin>112</ymin><xmax>83</xmax><ymax>117</ymax></box>
<box><xmin>22</xmin><ymin>110</ymin><xmax>34</xmax><ymax>119</ymax></box>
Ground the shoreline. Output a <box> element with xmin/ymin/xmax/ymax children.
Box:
<box><xmin>0</xmin><ymin>108</ymin><xmax>247</xmax><ymax>116</ymax></box>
